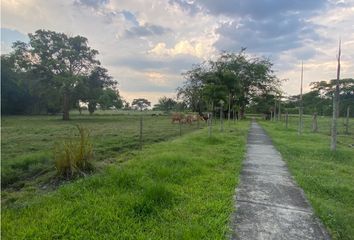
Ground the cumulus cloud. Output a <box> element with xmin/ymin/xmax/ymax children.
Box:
<box><xmin>123</xmin><ymin>23</ymin><xmax>171</xmax><ymax>38</ymax></box>
<box><xmin>148</xmin><ymin>40</ymin><xmax>214</xmax><ymax>59</ymax></box>
<box><xmin>74</xmin><ymin>0</ymin><xmax>109</xmax><ymax>8</ymax></box>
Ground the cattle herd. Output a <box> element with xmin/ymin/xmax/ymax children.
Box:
<box><xmin>171</xmin><ymin>112</ymin><xmax>209</xmax><ymax>124</ymax></box>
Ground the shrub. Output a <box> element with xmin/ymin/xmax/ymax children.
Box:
<box><xmin>54</xmin><ymin>125</ymin><xmax>94</xmax><ymax>178</ymax></box>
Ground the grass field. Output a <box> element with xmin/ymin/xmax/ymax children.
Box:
<box><xmin>260</xmin><ymin>119</ymin><xmax>354</xmax><ymax>240</ymax></box>
<box><xmin>2</xmin><ymin>120</ymin><xmax>249</xmax><ymax>239</ymax></box>
<box><xmin>1</xmin><ymin>111</ymin><xmax>205</xmax><ymax>202</ymax></box>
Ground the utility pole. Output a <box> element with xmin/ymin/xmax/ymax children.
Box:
<box><xmin>298</xmin><ymin>61</ymin><xmax>304</xmax><ymax>135</ymax></box>
<box><xmin>331</xmin><ymin>40</ymin><xmax>341</xmax><ymax>151</ymax></box>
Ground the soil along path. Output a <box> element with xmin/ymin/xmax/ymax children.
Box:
<box><xmin>230</xmin><ymin>121</ymin><xmax>330</xmax><ymax>240</ymax></box>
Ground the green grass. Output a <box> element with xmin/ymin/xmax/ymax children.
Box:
<box><xmin>259</xmin><ymin>120</ymin><xmax>354</xmax><ymax>240</ymax></box>
<box><xmin>1</xmin><ymin>112</ymin><xmax>203</xmax><ymax>190</ymax></box>
<box><xmin>2</xmin><ymin>121</ymin><xmax>249</xmax><ymax>239</ymax></box>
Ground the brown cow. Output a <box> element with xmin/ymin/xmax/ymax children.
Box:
<box><xmin>171</xmin><ymin>112</ymin><xmax>184</xmax><ymax>123</ymax></box>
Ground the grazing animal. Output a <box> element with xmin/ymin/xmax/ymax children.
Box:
<box><xmin>185</xmin><ymin>115</ymin><xmax>193</xmax><ymax>124</ymax></box>
<box><xmin>171</xmin><ymin>113</ymin><xmax>184</xmax><ymax>123</ymax></box>
<box><xmin>200</xmin><ymin>113</ymin><xmax>209</xmax><ymax>122</ymax></box>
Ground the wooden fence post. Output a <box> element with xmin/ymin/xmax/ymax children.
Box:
<box><xmin>139</xmin><ymin>114</ymin><xmax>143</xmax><ymax>150</ymax></box>
<box><xmin>346</xmin><ymin>106</ymin><xmax>350</xmax><ymax>134</ymax></box>
<box><xmin>312</xmin><ymin>112</ymin><xmax>318</xmax><ymax>132</ymax></box>
<box><xmin>286</xmin><ymin>111</ymin><xmax>289</xmax><ymax>129</ymax></box>
<box><xmin>179</xmin><ymin>120</ymin><xmax>182</xmax><ymax>136</ymax></box>
<box><xmin>208</xmin><ymin>113</ymin><xmax>212</xmax><ymax>137</ymax></box>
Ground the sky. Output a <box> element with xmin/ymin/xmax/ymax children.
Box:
<box><xmin>1</xmin><ymin>0</ymin><xmax>354</xmax><ymax>105</ymax></box>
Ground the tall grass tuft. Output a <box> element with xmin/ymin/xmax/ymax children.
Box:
<box><xmin>54</xmin><ymin>125</ymin><xmax>94</xmax><ymax>178</ymax></box>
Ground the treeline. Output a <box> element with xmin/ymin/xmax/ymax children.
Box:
<box><xmin>284</xmin><ymin>79</ymin><xmax>353</xmax><ymax>117</ymax></box>
<box><xmin>247</xmin><ymin>78</ymin><xmax>354</xmax><ymax>117</ymax></box>
<box><xmin>175</xmin><ymin>49</ymin><xmax>281</xmax><ymax>118</ymax></box>
<box><xmin>1</xmin><ymin>30</ymin><xmax>122</xmax><ymax>119</ymax></box>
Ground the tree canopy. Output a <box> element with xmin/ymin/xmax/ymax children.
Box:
<box><xmin>2</xmin><ymin>29</ymin><xmax>119</xmax><ymax>119</ymax></box>
<box><xmin>177</xmin><ymin>50</ymin><xmax>281</xmax><ymax>117</ymax></box>
<box><xmin>132</xmin><ymin>98</ymin><xmax>151</xmax><ymax>111</ymax></box>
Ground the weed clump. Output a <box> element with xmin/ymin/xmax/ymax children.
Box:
<box><xmin>54</xmin><ymin>125</ymin><xmax>94</xmax><ymax>178</ymax></box>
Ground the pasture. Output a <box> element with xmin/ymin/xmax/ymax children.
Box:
<box><xmin>1</xmin><ymin>111</ymin><xmax>205</xmax><ymax>203</ymax></box>
<box><xmin>1</xmin><ymin>120</ymin><xmax>249</xmax><ymax>239</ymax></box>
<box><xmin>260</xmin><ymin>117</ymin><xmax>354</xmax><ymax>240</ymax></box>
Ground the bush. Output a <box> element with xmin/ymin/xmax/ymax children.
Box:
<box><xmin>54</xmin><ymin>125</ymin><xmax>94</xmax><ymax>178</ymax></box>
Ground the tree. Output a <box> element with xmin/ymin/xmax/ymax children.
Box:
<box><xmin>75</xmin><ymin>66</ymin><xmax>116</xmax><ymax>114</ymax></box>
<box><xmin>311</xmin><ymin>78</ymin><xmax>354</xmax><ymax>117</ymax></box>
<box><xmin>1</xmin><ymin>55</ymin><xmax>29</xmax><ymax>114</ymax></box>
<box><xmin>153</xmin><ymin>96</ymin><xmax>177</xmax><ymax>112</ymax></box>
<box><xmin>177</xmin><ymin>50</ymin><xmax>281</xmax><ymax>118</ymax></box>
<box><xmin>12</xmin><ymin>29</ymin><xmax>101</xmax><ymax>120</ymax></box>
<box><xmin>132</xmin><ymin>98</ymin><xmax>151</xmax><ymax>111</ymax></box>
<box><xmin>98</xmin><ymin>88</ymin><xmax>123</xmax><ymax>110</ymax></box>
<box><xmin>177</xmin><ymin>64</ymin><xmax>207</xmax><ymax>114</ymax></box>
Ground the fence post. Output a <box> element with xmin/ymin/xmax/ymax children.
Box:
<box><xmin>312</xmin><ymin>112</ymin><xmax>318</xmax><ymax>132</ymax></box>
<box><xmin>346</xmin><ymin>106</ymin><xmax>350</xmax><ymax>134</ymax></box>
<box><xmin>179</xmin><ymin>120</ymin><xmax>182</xmax><ymax>136</ymax></box>
<box><xmin>139</xmin><ymin>114</ymin><xmax>143</xmax><ymax>150</ymax></box>
<box><xmin>208</xmin><ymin>113</ymin><xmax>212</xmax><ymax>137</ymax></box>
<box><xmin>285</xmin><ymin>111</ymin><xmax>289</xmax><ymax>129</ymax></box>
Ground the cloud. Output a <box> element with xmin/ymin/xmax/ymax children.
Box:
<box><xmin>74</xmin><ymin>0</ymin><xmax>109</xmax><ymax>8</ymax></box>
<box><xmin>214</xmin><ymin>17</ymin><xmax>323</xmax><ymax>54</ymax></box>
<box><xmin>174</xmin><ymin>0</ymin><xmax>326</xmax><ymax>19</ymax></box>
<box><xmin>148</xmin><ymin>40</ymin><xmax>213</xmax><ymax>58</ymax></box>
<box><xmin>110</xmin><ymin>54</ymin><xmax>200</xmax><ymax>73</ymax></box>
<box><xmin>123</xmin><ymin>23</ymin><xmax>171</xmax><ymax>38</ymax></box>
<box><xmin>145</xmin><ymin>72</ymin><xmax>167</xmax><ymax>86</ymax></box>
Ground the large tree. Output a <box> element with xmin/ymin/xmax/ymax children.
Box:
<box><xmin>11</xmin><ymin>29</ymin><xmax>102</xmax><ymax>120</ymax></box>
<box><xmin>177</xmin><ymin>50</ymin><xmax>281</xmax><ymax>117</ymax></box>
<box><xmin>132</xmin><ymin>98</ymin><xmax>151</xmax><ymax>111</ymax></box>
<box><xmin>153</xmin><ymin>96</ymin><xmax>177</xmax><ymax>112</ymax></box>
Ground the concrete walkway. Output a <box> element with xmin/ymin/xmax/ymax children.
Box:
<box><xmin>230</xmin><ymin>122</ymin><xmax>330</xmax><ymax>240</ymax></box>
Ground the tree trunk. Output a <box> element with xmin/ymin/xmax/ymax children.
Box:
<box><xmin>62</xmin><ymin>92</ymin><xmax>70</xmax><ymax>121</ymax></box>
<box><xmin>240</xmin><ymin>105</ymin><xmax>245</xmax><ymax>119</ymax></box>
<box><xmin>278</xmin><ymin>101</ymin><xmax>281</xmax><ymax>121</ymax></box>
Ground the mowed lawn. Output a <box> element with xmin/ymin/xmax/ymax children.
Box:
<box><xmin>2</xmin><ymin>121</ymin><xmax>249</xmax><ymax>239</ymax></box>
<box><xmin>1</xmin><ymin>112</ymin><xmax>202</xmax><ymax>190</ymax></box>
<box><xmin>260</xmin><ymin>120</ymin><xmax>354</xmax><ymax>240</ymax></box>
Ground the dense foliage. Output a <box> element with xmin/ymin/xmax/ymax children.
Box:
<box><xmin>1</xmin><ymin>29</ymin><xmax>122</xmax><ymax>119</ymax></box>
<box><xmin>281</xmin><ymin>78</ymin><xmax>354</xmax><ymax>116</ymax></box>
<box><xmin>177</xmin><ymin>50</ymin><xmax>281</xmax><ymax>117</ymax></box>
